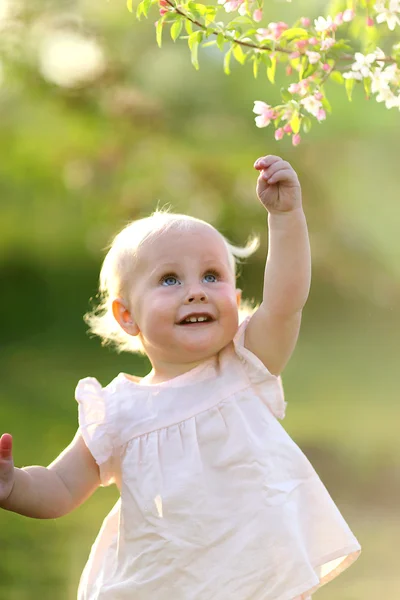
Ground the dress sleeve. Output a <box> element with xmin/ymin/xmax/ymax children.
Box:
<box><xmin>233</xmin><ymin>317</ymin><xmax>287</xmax><ymax>420</ymax></box>
<box><xmin>75</xmin><ymin>377</ymin><xmax>116</xmax><ymax>486</ymax></box>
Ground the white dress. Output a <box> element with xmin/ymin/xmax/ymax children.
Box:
<box><xmin>75</xmin><ymin>318</ymin><xmax>361</xmax><ymax>600</ymax></box>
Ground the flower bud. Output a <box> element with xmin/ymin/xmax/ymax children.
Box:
<box><xmin>253</xmin><ymin>8</ymin><xmax>263</xmax><ymax>23</ymax></box>
<box><xmin>274</xmin><ymin>128</ymin><xmax>284</xmax><ymax>140</ymax></box>
<box><xmin>292</xmin><ymin>133</ymin><xmax>301</xmax><ymax>146</ymax></box>
<box><xmin>300</xmin><ymin>17</ymin><xmax>311</xmax><ymax>27</ymax></box>
<box><xmin>283</xmin><ymin>123</ymin><xmax>293</xmax><ymax>134</ymax></box>
<box><xmin>366</xmin><ymin>16</ymin><xmax>374</xmax><ymax>27</ymax></box>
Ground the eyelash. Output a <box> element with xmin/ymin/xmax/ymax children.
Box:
<box><xmin>160</xmin><ymin>270</ymin><xmax>221</xmax><ymax>286</ymax></box>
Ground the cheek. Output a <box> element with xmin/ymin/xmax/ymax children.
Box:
<box><xmin>143</xmin><ymin>291</ymin><xmax>177</xmax><ymax>323</ymax></box>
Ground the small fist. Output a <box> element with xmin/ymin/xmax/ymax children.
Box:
<box><xmin>0</xmin><ymin>433</ymin><xmax>15</xmax><ymax>505</ymax></box>
<box><xmin>254</xmin><ymin>155</ymin><xmax>302</xmax><ymax>214</ymax></box>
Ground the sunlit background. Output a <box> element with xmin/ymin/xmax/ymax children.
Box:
<box><xmin>1</xmin><ymin>0</ymin><xmax>399</xmax><ymax>598</ymax></box>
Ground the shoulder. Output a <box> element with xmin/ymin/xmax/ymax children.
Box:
<box><xmin>218</xmin><ymin>317</ymin><xmax>286</xmax><ymax>420</ymax></box>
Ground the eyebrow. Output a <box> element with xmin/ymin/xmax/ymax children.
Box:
<box><xmin>148</xmin><ymin>260</ymin><xmax>229</xmax><ymax>278</ymax></box>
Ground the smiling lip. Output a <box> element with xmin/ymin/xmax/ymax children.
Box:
<box><xmin>177</xmin><ymin>313</ymin><xmax>215</xmax><ymax>325</ymax></box>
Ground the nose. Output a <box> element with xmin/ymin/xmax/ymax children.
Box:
<box><xmin>184</xmin><ymin>285</ymin><xmax>208</xmax><ymax>304</ymax></box>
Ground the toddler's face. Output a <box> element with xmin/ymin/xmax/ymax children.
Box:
<box><xmin>125</xmin><ymin>223</ymin><xmax>241</xmax><ymax>366</ymax></box>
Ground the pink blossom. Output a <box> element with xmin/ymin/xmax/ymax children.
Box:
<box><xmin>159</xmin><ymin>7</ymin><xmax>168</xmax><ymax>15</ymax></box>
<box><xmin>308</xmin><ymin>37</ymin><xmax>318</xmax><ymax>46</ymax></box>
<box><xmin>290</xmin><ymin>51</ymin><xmax>301</xmax><ymax>59</ymax></box>
<box><xmin>343</xmin><ymin>9</ymin><xmax>355</xmax><ymax>23</ymax></box>
<box><xmin>268</xmin><ymin>21</ymin><xmax>289</xmax><ymax>40</ymax></box>
<box><xmin>295</xmin><ymin>39</ymin><xmax>308</xmax><ymax>50</ymax></box>
<box><xmin>322</xmin><ymin>63</ymin><xmax>331</xmax><ymax>72</ymax></box>
<box><xmin>317</xmin><ymin>108</ymin><xmax>326</xmax><ymax>121</ymax></box>
<box><xmin>300</xmin><ymin>17</ymin><xmax>311</xmax><ymax>28</ymax></box>
<box><xmin>366</xmin><ymin>16</ymin><xmax>374</xmax><ymax>27</ymax></box>
<box><xmin>320</xmin><ymin>37</ymin><xmax>335</xmax><ymax>51</ymax></box>
<box><xmin>283</xmin><ymin>123</ymin><xmax>293</xmax><ymax>134</ymax></box>
<box><xmin>292</xmin><ymin>133</ymin><xmax>301</xmax><ymax>146</ymax></box>
<box><xmin>274</xmin><ymin>128</ymin><xmax>284</xmax><ymax>140</ymax></box>
<box><xmin>288</xmin><ymin>82</ymin><xmax>301</xmax><ymax>94</ymax></box>
<box><xmin>253</xmin><ymin>8</ymin><xmax>263</xmax><ymax>23</ymax></box>
<box><xmin>315</xmin><ymin>92</ymin><xmax>323</xmax><ymax>101</ymax></box>
<box><xmin>334</xmin><ymin>12</ymin><xmax>344</xmax><ymax>26</ymax></box>
<box><xmin>253</xmin><ymin>101</ymin><xmax>276</xmax><ymax>128</ymax></box>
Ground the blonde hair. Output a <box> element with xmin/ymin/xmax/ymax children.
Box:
<box><xmin>84</xmin><ymin>208</ymin><xmax>260</xmax><ymax>354</ymax></box>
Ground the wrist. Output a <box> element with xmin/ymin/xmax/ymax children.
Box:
<box><xmin>268</xmin><ymin>206</ymin><xmax>306</xmax><ymax>226</ymax></box>
<box><xmin>0</xmin><ymin>477</ymin><xmax>16</xmax><ymax>510</ymax></box>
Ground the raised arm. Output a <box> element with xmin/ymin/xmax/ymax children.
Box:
<box><xmin>0</xmin><ymin>431</ymin><xmax>100</xmax><ymax>519</ymax></box>
<box><xmin>245</xmin><ymin>155</ymin><xmax>311</xmax><ymax>376</ymax></box>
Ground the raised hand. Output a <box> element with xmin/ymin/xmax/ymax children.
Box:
<box><xmin>0</xmin><ymin>433</ymin><xmax>15</xmax><ymax>505</ymax></box>
<box><xmin>254</xmin><ymin>155</ymin><xmax>302</xmax><ymax>214</ymax></box>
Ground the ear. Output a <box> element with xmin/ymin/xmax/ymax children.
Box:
<box><xmin>236</xmin><ymin>288</ymin><xmax>242</xmax><ymax>308</ymax></box>
<box><xmin>112</xmin><ymin>298</ymin><xmax>140</xmax><ymax>336</ymax></box>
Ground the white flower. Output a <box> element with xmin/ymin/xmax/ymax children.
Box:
<box><xmin>370</xmin><ymin>68</ymin><xmax>390</xmax><ymax>93</ymax></box>
<box><xmin>376</xmin><ymin>87</ymin><xmax>400</xmax><ymax>108</ymax></box>
<box><xmin>343</xmin><ymin>71</ymin><xmax>363</xmax><ymax>80</ymax></box>
<box><xmin>300</xmin><ymin>95</ymin><xmax>322</xmax><ymax>117</ymax></box>
<box><xmin>352</xmin><ymin>52</ymin><xmax>377</xmax><ymax>78</ymax></box>
<box><xmin>38</xmin><ymin>30</ymin><xmax>106</xmax><ymax>88</ymax></box>
<box><xmin>306</xmin><ymin>51</ymin><xmax>321</xmax><ymax>64</ymax></box>
<box><xmin>374</xmin><ymin>0</ymin><xmax>400</xmax><ymax>30</ymax></box>
<box><xmin>314</xmin><ymin>15</ymin><xmax>333</xmax><ymax>32</ymax></box>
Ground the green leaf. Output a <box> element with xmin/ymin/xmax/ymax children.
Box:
<box><xmin>329</xmin><ymin>71</ymin><xmax>344</xmax><ymax>85</ymax></box>
<box><xmin>185</xmin><ymin>19</ymin><xmax>193</xmax><ymax>35</ymax></box>
<box><xmin>190</xmin><ymin>41</ymin><xmax>200</xmax><ymax>70</ymax></box>
<box><xmin>279</xmin><ymin>27</ymin><xmax>308</xmax><ymax>42</ymax></box>
<box><xmin>290</xmin><ymin>112</ymin><xmax>301</xmax><ymax>134</ymax></box>
<box><xmin>363</xmin><ymin>76</ymin><xmax>371</xmax><ymax>98</ymax></box>
<box><xmin>232</xmin><ymin>43</ymin><xmax>246</xmax><ymax>65</ymax></box>
<box><xmin>136</xmin><ymin>0</ymin><xmax>144</xmax><ymax>19</ymax></box>
<box><xmin>217</xmin><ymin>32</ymin><xmax>225</xmax><ymax>51</ymax></box>
<box><xmin>321</xmin><ymin>96</ymin><xmax>332</xmax><ymax>114</ymax></box>
<box><xmin>202</xmin><ymin>40</ymin><xmax>217</xmax><ymax>47</ymax></box>
<box><xmin>188</xmin><ymin>31</ymin><xmax>203</xmax><ymax>50</ymax></box>
<box><xmin>302</xmin><ymin>61</ymin><xmax>318</xmax><ymax>79</ymax></box>
<box><xmin>156</xmin><ymin>17</ymin><xmax>165</xmax><ymax>48</ymax></box>
<box><xmin>142</xmin><ymin>0</ymin><xmax>152</xmax><ymax>18</ymax></box>
<box><xmin>280</xmin><ymin>88</ymin><xmax>292</xmax><ymax>103</ymax></box>
<box><xmin>267</xmin><ymin>56</ymin><xmax>276</xmax><ymax>83</ymax></box>
<box><xmin>253</xmin><ymin>56</ymin><xmax>259</xmax><ymax>79</ymax></box>
<box><xmin>302</xmin><ymin>116</ymin><xmax>312</xmax><ymax>133</ymax></box>
<box><xmin>170</xmin><ymin>18</ymin><xmax>183</xmax><ymax>41</ymax></box>
<box><xmin>224</xmin><ymin>49</ymin><xmax>232</xmax><ymax>75</ymax></box>
<box><xmin>345</xmin><ymin>77</ymin><xmax>355</xmax><ymax>101</ymax></box>
<box><xmin>205</xmin><ymin>7</ymin><xmax>217</xmax><ymax>26</ymax></box>
<box><xmin>127</xmin><ymin>0</ymin><xmax>134</xmax><ymax>13</ymax></box>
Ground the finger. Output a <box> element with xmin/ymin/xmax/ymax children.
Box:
<box><xmin>267</xmin><ymin>168</ymin><xmax>297</xmax><ymax>185</ymax></box>
<box><xmin>262</xmin><ymin>160</ymin><xmax>294</xmax><ymax>180</ymax></box>
<box><xmin>254</xmin><ymin>155</ymin><xmax>282</xmax><ymax>171</ymax></box>
<box><xmin>0</xmin><ymin>434</ymin><xmax>13</xmax><ymax>459</ymax></box>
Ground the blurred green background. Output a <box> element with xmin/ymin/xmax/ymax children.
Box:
<box><xmin>1</xmin><ymin>0</ymin><xmax>399</xmax><ymax>598</ymax></box>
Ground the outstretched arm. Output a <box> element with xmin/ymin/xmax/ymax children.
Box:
<box><xmin>0</xmin><ymin>431</ymin><xmax>100</xmax><ymax>519</ymax></box>
<box><xmin>245</xmin><ymin>155</ymin><xmax>311</xmax><ymax>376</ymax></box>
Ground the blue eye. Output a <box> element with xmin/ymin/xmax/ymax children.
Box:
<box><xmin>204</xmin><ymin>273</ymin><xmax>217</xmax><ymax>283</ymax></box>
<box><xmin>161</xmin><ymin>275</ymin><xmax>179</xmax><ymax>286</ymax></box>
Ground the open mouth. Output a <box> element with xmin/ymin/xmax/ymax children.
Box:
<box><xmin>178</xmin><ymin>314</ymin><xmax>215</xmax><ymax>325</ymax></box>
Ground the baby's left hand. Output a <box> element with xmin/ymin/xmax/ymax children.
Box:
<box><xmin>254</xmin><ymin>155</ymin><xmax>302</xmax><ymax>214</ymax></box>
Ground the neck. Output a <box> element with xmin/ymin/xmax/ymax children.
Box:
<box><xmin>142</xmin><ymin>357</ymin><xmax>215</xmax><ymax>385</ymax></box>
